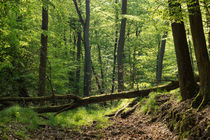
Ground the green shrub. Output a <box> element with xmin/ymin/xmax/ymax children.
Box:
<box><xmin>0</xmin><ymin>106</ymin><xmax>42</xmax><ymax>131</ymax></box>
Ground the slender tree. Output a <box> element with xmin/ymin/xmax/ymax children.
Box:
<box><xmin>73</xmin><ymin>0</ymin><xmax>92</xmax><ymax>96</ymax></box>
<box><xmin>187</xmin><ymin>0</ymin><xmax>210</xmax><ymax>106</ymax></box>
<box><xmin>38</xmin><ymin>1</ymin><xmax>48</xmax><ymax>96</ymax></box>
<box><xmin>156</xmin><ymin>31</ymin><xmax>168</xmax><ymax>84</ymax></box>
<box><xmin>97</xmin><ymin>45</ymin><xmax>105</xmax><ymax>94</ymax></box>
<box><xmin>111</xmin><ymin>0</ymin><xmax>119</xmax><ymax>93</ymax></box>
<box><xmin>168</xmin><ymin>0</ymin><xmax>198</xmax><ymax>100</ymax></box>
<box><xmin>75</xmin><ymin>31</ymin><xmax>82</xmax><ymax>94</ymax></box>
<box><xmin>117</xmin><ymin>0</ymin><xmax>127</xmax><ymax>92</ymax></box>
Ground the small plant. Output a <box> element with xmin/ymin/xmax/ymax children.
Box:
<box><xmin>15</xmin><ymin>130</ymin><xmax>28</xmax><ymax>139</ymax></box>
<box><xmin>0</xmin><ymin>106</ymin><xmax>42</xmax><ymax>131</ymax></box>
<box><xmin>140</xmin><ymin>92</ymin><xmax>159</xmax><ymax>114</ymax></box>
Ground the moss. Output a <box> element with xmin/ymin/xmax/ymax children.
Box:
<box><xmin>140</xmin><ymin>92</ymin><xmax>160</xmax><ymax>115</ymax></box>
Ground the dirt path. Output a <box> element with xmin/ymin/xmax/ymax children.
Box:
<box><xmin>29</xmin><ymin>111</ymin><xmax>178</xmax><ymax>140</ymax></box>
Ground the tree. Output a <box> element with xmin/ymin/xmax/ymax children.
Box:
<box><xmin>168</xmin><ymin>0</ymin><xmax>198</xmax><ymax>100</ymax></box>
<box><xmin>75</xmin><ymin>31</ymin><xmax>82</xmax><ymax>94</ymax></box>
<box><xmin>156</xmin><ymin>31</ymin><xmax>168</xmax><ymax>84</ymax></box>
<box><xmin>38</xmin><ymin>1</ymin><xmax>48</xmax><ymax>96</ymax></box>
<box><xmin>73</xmin><ymin>0</ymin><xmax>92</xmax><ymax>96</ymax></box>
<box><xmin>117</xmin><ymin>0</ymin><xmax>127</xmax><ymax>92</ymax></box>
<box><xmin>187</xmin><ymin>0</ymin><xmax>210</xmax><ymax>106</ymax></box>
<box><xmin>111</xmin><ymin>0</ymin><xmax>119</xmax><ymax>93</ymax></box>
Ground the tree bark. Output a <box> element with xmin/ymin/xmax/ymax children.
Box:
<box><xmin>117</xmin><ymin>0</ymin><xmax>127</xmax><ymax>92</ymax></box>
<box><xmin>38</xmin><ymin>2</ymin><xmax>48</xmax><ymax>96</ymax></box>
<box><xmin>72</xmin><ymin>0</ymin><xmax>92</xmax><ymax>97</ymax></box>
<box><xmin>156</xmin><ymin>31</ymin><xmax>168</xmax><ymax>84</ymax></box>
<box><xmin>169</xmin><ymin>0</ymin><xmax>198</xmax><ymax>100</ymax></box>
<box><xmin>83</xmin><ymin>0</ymin><xmax>91</xmax><ymax>97</ymax></box>
<box><xmin>111</xmin><ymin>0</ymin><xmax>119</xmax><ymax>93</ymax></box>
<box><xmin>75</xmin><ymin>31</ymin><xmax>81</xmax><ymax>94</ymax></box>
<box><xmin>187</xmin><ymin>0</ymin><xmax>210</xmax><ymax>106</ymax></box>
<box><xmin>97</xmin><ymin>45</ymin><xmax>105</xmax><ymax>93</ymax></box>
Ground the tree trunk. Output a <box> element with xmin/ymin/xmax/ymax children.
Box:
<box><xmin>169</xmin><ymin>0</ymin><xmax>198</xmax><ymax>100</ymax></box>
<box><xmin>117</xmin><ymin>0</ymin><xmax>127</xmax><ymax>92</ymax></box>
<box><xmin>187</xmin><ymin>0</ymin><xmax>210</xmax><ymax>106</ymax></box>
<box><xmin>75</xmin><ymin>31</ymin><xmax>81</xmax><ymax>94</ymax></box>
<box><xmin>156</xmin><ymin>31</ymin><xmax>168</xmax><ymax>84</ymax></box>
<box><xmin>111</xmin><ymin>0</ymin><xmax>119</xmax><ymax>93</ymax></box>
<box><xmin>83</xmin><ymin>0</ymin><xmax>91</xmax><ymax>97</ymax></box>
<box><xmin>38</xmin><ymin>2</ymin><xmax>48</xmax><ymax>96</ymax></box>
<box><xmin>97</xmin><ymin>45</ymin><xmax>105</xmax><ymax>93</ymax></box>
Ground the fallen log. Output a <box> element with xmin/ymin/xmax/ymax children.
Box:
<box><xmin>34</xmin><ymin>81</ymin><xmax>179</xmax><ymax>113</ymax></box>
<box><xmin>0</xmin><ymin>81</ymin><xmax>179</xmax><ymax>113</ymax></box>
<box><xmin>0</xmin><ymin>94</ymin><xmax>81</xmax><ymax>103</ymax></box>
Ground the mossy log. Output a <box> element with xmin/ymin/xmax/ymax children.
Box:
<box><xmin>0</xmin><ymin>81</ymin><xmax>179</xmax><ymax>113</ymax></box>
<box><xmin>35</xmin><ymin>81</ymin><xmax>179</xmax><ymax>113</ymax></box>
<box><xmin>0</xmin><ymin>94</ymin><xmax>81</xmax><ymax>103</ymax></box>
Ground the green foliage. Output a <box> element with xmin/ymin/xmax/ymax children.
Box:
<box><xmin>170</xmin><ymin>88</ymin><xmax>182</xmax><ymax>102</ymax></box>
<box><xmin>0</xmin><ymin>106</ymin><xmax>42</xmax><ymax>131</ymax></box>
<box><xmin>45</xmin><ymin>107</ymin><xmax>109</xmax><ymax>130</ymax></box>
<box><xmin>140</xmin><ymin>92</ymin><xmax>160</xmax><ymax>114</ymax></box>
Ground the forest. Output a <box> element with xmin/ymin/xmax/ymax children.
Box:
<box><xmin>0</xmin><ymin>0</ymin><xmax>209</xmax><ymax>139</ymax></box>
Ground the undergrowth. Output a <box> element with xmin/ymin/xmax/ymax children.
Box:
<box><xmin>140</xmin><ymin>88</ymin><xmax>182</xmax><ymax>115</ymax></box>
<box><xmin>0</xmin><ymin>99</ymin><xmax>132</xmax><ymax>139</ymax></box>
<box><xmin>140</xmin><ymin>92</ymin><xmax>160</xmax><ymax>114</ymax></box>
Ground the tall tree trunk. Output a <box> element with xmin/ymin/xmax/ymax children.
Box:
<box><xmin>169</xmin><ymin>0</ymin><xmax>198</xmax><ymax>100</ymax></box>
<box><xmin>75</xmin><ymin>31</ymin><xmax>81</xmax><ymax>94</ymax></box>
<box><xmin>156</xmin><ymin>31</ymin><xmax>168</xmax><ymax>84</ymax></box>
<box><xmin>72</xmin><ymin>0</ymin><xmax>91</xmax><ymax>96</ymax></box>
<box><xmin>111</xmin><ymin>0</ymin><xmax>119</xmax><ymax>93</ymax></box>
<box><xmin>187</xmin><ymin>0</ymin><xmax>210</xmax><ymax>106</ymax></box>
<box><xmin>38</xmin><ymin>2</ymin><xmax>48</xmax><ymax>96</ymax></box>
<box><xmin>132</xmin><ymin>47</ymin><xmax>136</xmax><ymax>88</ymax></box>
<box><xmin>97</xmin><ymin>45</ymin><xmax>105</xmax><ymax>93</ymax></box>
<box><xmin>117</xmin><ymin>0</ymin><xmax>127</xmax><ymax>92</ymax></box>
<box><xmin>83</xmin><ymin>0</ymin><xmax>91</xmax><ymax>96</ymax></box>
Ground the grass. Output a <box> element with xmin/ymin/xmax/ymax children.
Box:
<box><xmin>0</xmin><ymin>99</ymin><xmax>134</xmax><ymax>139</ymax></box>
<box><xmin>140</xmin><ymin>89</ymin><xmax>182</xmax><ymax>115</ymax></box>
<box><xmin>0</xmin><ymin>89</ymin><xmax>183</xmax><ymax>139</ymax></box>
<box><xmin>0</xmin><ymin>105</ymin><xmax>42</xmax><ymax>131</ymax></box>
<box><xmin>140</xmin><ymin>92</ymin><xmax>160</xmax><ymax>114</ymax></box>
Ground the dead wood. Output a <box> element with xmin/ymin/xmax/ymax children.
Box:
<box><xmin>0</xmin><ymin>81</ymin><xmax>179</xmax><ymax>113</ymax></box>
<box><xmin>34</xmin><ymin>81</ymin><xmax>179</xmax><ymax>113</ymax></box>
<box><xmin>0</xmin><ymin>94</ymin><xmax>81</xmax><ymax>103</ymax></box>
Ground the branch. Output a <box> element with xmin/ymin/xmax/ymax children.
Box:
<box><xmin>72</xmin><ymin>0</ymin><xmax>85</xmax><ymax>26</ymax></box>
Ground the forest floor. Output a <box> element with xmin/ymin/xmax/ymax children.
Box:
<box><xmin>29</xmin><ymin>111</ymin><xmax>177</xmax><ymax>140</ymax></box>
<box><xmin>28</xmin><ymin>94</ymin><xmax>210</xmax><ymax>140</ymax></box>
<box><xmin>1</xmin><ymin>93</ymin><xmax>210</xmax><ymax>140</ymax></box>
